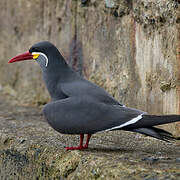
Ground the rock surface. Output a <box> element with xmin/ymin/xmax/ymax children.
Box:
<box><xmin>0</xmin><ymin>93</ymin><xmax>180</xmax><ymax>179</ymax></box>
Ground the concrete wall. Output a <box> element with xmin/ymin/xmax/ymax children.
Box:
<box><xmin>0</xmin><ymin>0</ymin><xmax>179</xmax><ymax>133</ymax></box>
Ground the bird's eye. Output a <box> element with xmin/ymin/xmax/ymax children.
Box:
<box><xmin>33</xmin><ymin>48</ymin><xmax>39</xmax><ymax>52</ymax></box>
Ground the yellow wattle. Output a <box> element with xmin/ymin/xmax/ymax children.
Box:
<box><xmin>33</xmin><ymin>54</ymin><xmax>39</xmax><ymax>59</ymax></box>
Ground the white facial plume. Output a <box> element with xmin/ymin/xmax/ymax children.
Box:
<box><xmin>32</xmin><ymin>52</ymin><xmax>49</xmax><ymax>67</ymax></box>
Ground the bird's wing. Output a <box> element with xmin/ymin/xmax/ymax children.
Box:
<box><xmin>60</xmin><ymin>79</ymin><xmax>123</xmax><ymax>106</ymax></box>
<box><xmin>43</xmin><ymin>97</ymin><xmax>145</xmax><ymax>134</ymax></box>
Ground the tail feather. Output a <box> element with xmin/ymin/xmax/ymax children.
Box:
<box><xmin>130</xmin><ymin>127</ymin><xmax>177</xmax><ymax>142</ymax></box>
<box><xmin>126</xmin><ymin>115</ymin><xmax>180</xmax><ymax>129</ymax></box>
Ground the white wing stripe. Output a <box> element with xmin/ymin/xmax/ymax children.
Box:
<box><xmin>105</xmin><ymin>114</ymin><xmax>143</xmax><ymax>131</ymax></box>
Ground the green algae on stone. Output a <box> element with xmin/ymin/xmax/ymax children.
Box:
<box><xmin>160</xmin><ymin>81</ymin><xmax>176</xmax><ymax>92</ymax></box>
<box><xmin>55</xmin><ymin>151</ymin><xmax>81</xmax><ymax>177</ymax></box>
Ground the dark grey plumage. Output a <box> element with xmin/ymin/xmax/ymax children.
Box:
<box><xmin>9</xmin><ymin>41</ymin><xmax>180</xmax><ymax>149</ymax></box>
<box><xmin>30</xmin><ymin>41</ymin><xmax>179</xmax><ymax>139</ymax></box>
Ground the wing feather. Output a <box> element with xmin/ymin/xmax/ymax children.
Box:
<box><xmin>43</xmin><ymin>97</ymin><xmax>145</xmax><ymax>134</ymax></box>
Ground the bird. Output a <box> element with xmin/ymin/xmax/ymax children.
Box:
<box><xmin>8</xmin><ymin>41</ymin><xmax>180</xmax><ymax>150</ymax></box>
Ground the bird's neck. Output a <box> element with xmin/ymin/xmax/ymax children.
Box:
<box><xmin>42</xmin><ymin>59</ymin><xmax>76</xmax><ymax>100</ymax></box>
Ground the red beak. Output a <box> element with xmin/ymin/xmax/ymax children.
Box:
<box><xmin>8</xmin><ymin>51</ymin><xmax>33</xmax><ymax>63</ymax></box>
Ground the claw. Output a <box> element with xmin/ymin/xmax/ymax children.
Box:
<box><xmin>83</xmin><ymin>144</ymin><xmax>88</xmax><ymax>149</ymax></box>
<box><xmin>65</xmin><ymin>134</ymin><xmax>92</xmax><ymax>151</ymax></box>
<box><xmin>66</xmin><ymin>146</ymin><xmax>83</xmax><ymax>150</ymax></box>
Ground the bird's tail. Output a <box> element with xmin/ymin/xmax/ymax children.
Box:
<box><xmin>131</xmin><ymin>127</ymin><xmax>179</xmax><ymax>142</ymax></box>
<box><xmin>126</xmin><ymin>115</ymin><xmax>180</xmax><ymax>129</ymax></box>
<box><xmin>122</xmin><ymin>114</ymin><xmax>180</xmax><ymax>142</ymax></box>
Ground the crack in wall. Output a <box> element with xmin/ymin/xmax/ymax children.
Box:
<box><xmin>68</xmin><ymin>0</ymin><xmax>84</xmax><ymax>76</ymax></box>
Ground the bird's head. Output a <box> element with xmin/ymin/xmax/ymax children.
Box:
<box><xmin>8</xmin><ymin>41</ymin><xmax>61</xmax><ymax>69</ymax></box>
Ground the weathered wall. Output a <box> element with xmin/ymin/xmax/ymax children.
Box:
<box><xmin>0</xmin><ymin>1</ymin><xmax>179</xmax><ymax>131</ymax></box>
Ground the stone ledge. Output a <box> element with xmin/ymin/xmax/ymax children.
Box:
<box><xmin>0</xmin><ymin>93</ymin><xmax>180</xmax><ymax>179</ymax></box>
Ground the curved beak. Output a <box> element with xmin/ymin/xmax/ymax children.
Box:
<box><xmin>8</xmin><ymin>51</ymin><xmax>33</xmax><ymax>63</ymax></box>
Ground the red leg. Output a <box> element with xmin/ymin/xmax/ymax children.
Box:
<box><xmin>66</xmin><ymin>134</ymin><xmax>84</xmax><ymax>150</ymax></box>
<box><xmin>83</xmin><ymin>134</ymin><xmax>91</xmax><ymax>149</ymax></box>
